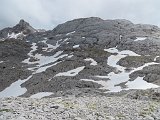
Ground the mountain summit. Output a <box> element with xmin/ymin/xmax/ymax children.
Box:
<box><xmin>0</xmin><ymin>19</ymin><xmax>37</xmax><ymax>39</ymax></box>
<box><xmin>18</xmin><ymin>19</ymin><xmax>30</xmax><ymax>27</ymax></box>
<box><xmin>13</xmin><ymin>19</ymin><xmax>37</xmax><ymax>34</ymax></box>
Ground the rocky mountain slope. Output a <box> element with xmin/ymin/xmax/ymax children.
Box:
<box><xmin>0</xmin><ymin>17</ymin><xmax>160</xmax><ymax>97</ymax></box>
<box><xmin>1</xmin><ymin>17</ymin><xmax>160</xmax><ymax>119</ymax></box>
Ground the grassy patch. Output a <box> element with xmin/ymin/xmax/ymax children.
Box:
<box><xmin>60</xmin><ymin>101</ymin><xmax>76</xmax><ymax>109</ymax></box>
<box><xmin>139</xmin><ymin>102</ymin><xmax>158</xmax><ymax>117</ymax></box>
<box><xmin>0</xmin><ymin>109</ymin><xmax>11</xmax><ymax>112</ymax></box>
<box><xmin>116</xmin><ymin>113</ymin><xmax>126</xmax><ymax>119</ymax></box>
<box><xmin>86</xmin><ymin>102</ymin><xmax>97</xmax><ymax>110</ymax></box>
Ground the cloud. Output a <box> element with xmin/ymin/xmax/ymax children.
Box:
<box><xmin>0</xmin><ymin>0</ymin><xmax>160</xmax><ymax>30</ymax></box>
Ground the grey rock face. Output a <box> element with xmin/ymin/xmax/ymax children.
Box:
<box><xmin>18</xmin><ymin>19</ymin><xmax>30</xmax><ymax>28</ymax></box>
<box><xmin>0</xmin><ymin>17</ymin><xmax>160</xmax><ymax>97</ymax></box>
<box><xmin>0</xmin><ymin>39</ymin><xmax>32</xmax><ymax>91</ymax></box>
<box><xmin>118</xmin><ymin>56</ymin><xmax>155</xmax><ymax>68</ymax></box>
<box><xmin>52</xmin><ymin>17</ymin><xmax>103</xmax><ymax>34</ymax></box>
<box><xmin>1</xmin><ymin>17</ymin><xmax>160</xmax><ymax>120</ymax></box>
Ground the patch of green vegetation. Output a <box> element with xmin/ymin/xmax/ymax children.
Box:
<box><xmin>105</xmin><ymin>116</ymin><xmax>111</xmax><ymax>120</ymax></box>
<box><xmin>0</xmin><ymin>109</ymin><xmax>11</xmax><ymax>112</ymax></box>
<box><xmin>86</xmin><ymin>102</ymin><xmax>97</xmax><ymax>110</ymax></box>
<box><xmin>139</xmin><ymin>102</ymin><xmax>158</xmax><ymax>117</ymax></box>
<box><xmin>60</xmin><ymin>101</ymin><xmax>76</xmax><ymax>109</ymax></box>
<box><xmin>116</xmin><ymin>113</ymin><xmax>126</xmax><ymax>119</ymax></box>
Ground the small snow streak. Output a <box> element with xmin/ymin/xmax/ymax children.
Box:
<box><xmin>0</xmin><ymin>61</ymin><xmax>4</xmax><ymax>63</ymax></box>
<box><xmin>134</xmin><ymin>37</ymin><xmax>147</xmax><ymax>41</ymax></box>
<box><xmin>55</xmin><ymin>66</ymin><xmax>85</xmax><ymax>77</ymax></box>
<box><xmin>0</xmin><ymin>75</ymin><xmax>32</xmax><ymax>97</ymax></box>
<box><xmin>73</xmin><ymin>45</ymin><xmax>79</xmax><ymax>48</ymax></box>
<box><xmin>66</xmin><ymin>31</ymin><xmax>75</xmax><ymax>36</ymax></box>
<box><xmin>30</xmin><ymin>92</ymin><xmax>53</xmax><ymax>98</ymax></box>
<box><xmin>84</xmin><ymin>58</ymin><xmax>97</xmax><ymax>66</ymax></box>
<box><xmin>8</xmin><ymin>32</ymin><xmax>25</xmax><ymax>39</ymax></box>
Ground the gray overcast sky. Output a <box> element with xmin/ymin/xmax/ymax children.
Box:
<box><xmin>0</xmin><ymin>0</ymin><xmax>160</xmax><ymax>30</ymax></box>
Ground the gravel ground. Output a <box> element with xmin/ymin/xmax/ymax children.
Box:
<box><xmin>0</xmin><ymin>95</ymin><xmax>160</xmax><ymax>120</ymax></box>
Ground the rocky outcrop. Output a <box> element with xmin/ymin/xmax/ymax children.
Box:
<box><xmin>0</xmin><ymin>39</ymin><xmax>32</xmax><ymax>91</ymax></box>
<box><xmin>126</xmin><ymin>87</ymin><xmax>160</xmax><ymax>101</ymax></box>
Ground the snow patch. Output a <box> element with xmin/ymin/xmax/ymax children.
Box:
<box><xmin>68</xmin><ymin>55</ymin><xmax>74</xmax><ymax>58</ymax></box>
<box><xmin>30</xmin><ymin>92</ymin><xmax>53</xmax><ymax>98</ymax></box>
<box><xmin>35</xmin><ymin>61</ymin><xmax>62</xmax><ymax>74</ymax></box>
<box><xmin>41</xmin><ymin>39</ymin><xmax>61</xmax><ymax>52</ymax></box>
<box><xmin>134</xmin><ymin>37</ymin><xmax>147</xmax><ymax>41</ymax></box>
<box><xmin>84</xmin><ymin>58</ymin><xmax>97</xmax><ymax>66</ymax></box>
<box><xmin>27</xmin><ymin>51</ymin><xmax>68</xmax><ymax>73</ymax></box>
<box><xmin>0</xmin><ymin>61</ymin><xmax>4</xmax><ymax>63</ymax></box>
<box><xmin>104</xmin><ymin>47</ymin><xmax>140</xmax><ymax>56</ymax></box>
<box><xmin>73</xmin><ymin>45</ymin><xmax>80</xmax><ymax>48</ymax></box>
<box><xmin>55</xmin><ymin>66</ymin><xmax>85</xmax><ymax>77</ymax></box>
<box><xmin>125</xmin><ymin>77</ymin><xmax>159</xmax><ymax>90</ymax></box>
<box><xmin>8</xmin><ymin>32</ymin><xmax>24</xmax><ymax>39</ymax></box>
<box><xmin>22</xmin><ymin>42</ymin><xmax>69</xmax><ymax>74</ymax></box>
<box><xmin>104</xmin><ymin>47</ymin><xmax>158</xmax><ymax>92</ymax></box>
<box><xmin>66</xmin><ymin>31</ymin><xmax>75</xmax><ymax>35</ymax></box>
<box><xmin>0</xmin><ymin>51</ymin><xmax>66</xmax><ymax>97</ymax></box>
<box><xmin>63</xmin><ymin>38</ymin><xmax>69</xmax><ymax>42</ymax></box>
<box><xmin>22</xmin><ymin>43</ymin><xmax>38</xmax><ymax>64</ymax></box>
<box><xmin>95</xmin><ymin>76</ymin><xmax>109</xmax><ymax>79</ymax></box>
<box><xmin>22</xmin><ymin>43</ymin><xmax>67</xmax><ymax>67</ymax></box>
<box><xmin>154</xmin><ymin>56</ymin><xmax>159</xmax><ymax>61</ymax></box>
<box><xmin>0</xmin><ymin>75</ymin><xmax>32</xmax><ymax>97</ymax></box>
<box><xmin>84</xmin><ymin>47</ymin><xmax>159</xmax><ymax>92</ymax></box>
<box><xmin>28</xmin><ymin>43</ymin><xmax>38</xmax><ymax>56</ymax></box>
